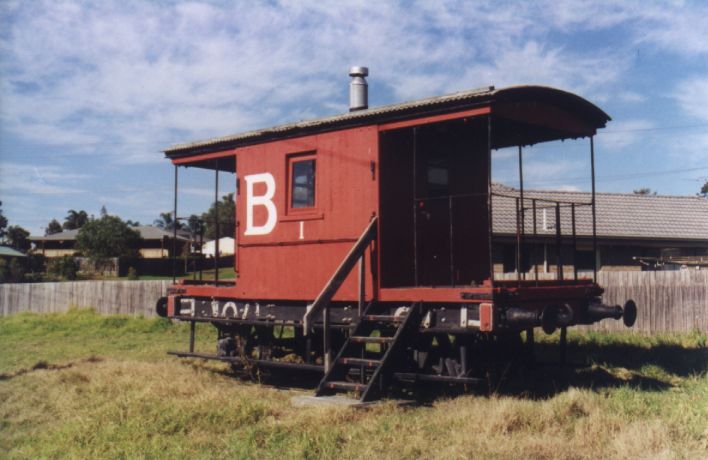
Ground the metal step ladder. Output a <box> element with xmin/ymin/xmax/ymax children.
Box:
<box><xmin>315</xmin><ymin>302</ymin><xmax>423</xmax><ymax>402</ymax></box>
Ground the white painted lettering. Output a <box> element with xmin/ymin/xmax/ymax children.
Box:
<box><xmin>244</xmin><ymin>173</ymin><xmax>277</xmax><ymax>235</ymax></box>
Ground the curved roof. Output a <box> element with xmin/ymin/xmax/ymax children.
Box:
<box><xmin>164</xmin><ymin>85</ymin><xmax>610</xmax><ymax>158</ymax></box>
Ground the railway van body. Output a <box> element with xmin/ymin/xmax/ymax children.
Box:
<box><xmin>158</xmin><ymin>75</ymin><xmax>636</xmax><ymax>401</ymax></box>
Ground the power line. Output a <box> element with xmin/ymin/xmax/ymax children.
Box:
<box><xmin>1</xmin><ymin>121</ymin><xmax>707</xmax><ymax>155</ymax></box>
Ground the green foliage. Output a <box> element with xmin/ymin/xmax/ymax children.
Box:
<box><xmin>202</xmin><ymin>193</ymin><xmax>235</xmax><ymax>239</ymax></box>
<box><xmin>127</xmin><ymin>267</ymin><xmax>138</xmax><ymax>280</ymax></box>
<box><xmin>186</xmin><ymin>214</ymin><xmax>203</xmax><ymax>236</ymax></box>
<box><xmin>701</xmin><ymin>181</ymin><xmax>708</xmax><ymax>197</ymax></box>
<box><xmin>633</xmin><ymin>187</ymin><xmax>657</xmax><ymax>196</ymax></box>
<box><xmin>0</xmin><ymin>201</ymin><xmax>7</xmax><ymax>241</ymax></box>
<box><xmin>45</xmin><ymin>219</ymin><xmax>63</xmax><ymax>235</ymax></box>
<box><xmin>62</xmin><ymin>209</ymin><xmax>88</xmax><ymax>230</ymax></box>
<box><xmin>0</xmin><ymin>258</ymin><xmax>27</xmax><ymax>283</ymax></box>
<box><xmin>0</xmin><ymin>259</ymin><xmax>9</xmax><ymax>283</ymax></box>
<box><xmin>46</xmin><ymin>256</ymin><xmax>78</xmax><ymax>280</ymax></box>
<box><xmin>153</xmin><ymin>212</ymin><xmax>182</xmax><ymax>230</ymax></box>
<box><xmin>5</xmin><ymin>225</ymin><xmax>30</xmax><ymax>251</ymax></box>
<box><xmin>76</xmin><ymin>215</ymin><xmax>142</xmax><ymax>262</ymax></box>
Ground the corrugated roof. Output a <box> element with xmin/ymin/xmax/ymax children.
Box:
<box><xmin>164</xmin><ymin>85</ymin><xmax>610</xmax><ymax>156</ymax></box>
<box><xmin>492</xmin><ymin>184</ymin><xmax>708</xmax><ymax>241</ymax></box>
<box><xmin>30</xmin><ymin>226</ymin><xmax>191</xmax><ymax>242</ymax></box>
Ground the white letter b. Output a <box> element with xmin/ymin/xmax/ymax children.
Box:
<box><xmin>244</xmin><ymin>173</ymin><xmax>277</xmax><ymax>236</ymax></box>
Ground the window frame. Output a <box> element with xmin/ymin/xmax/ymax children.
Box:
<box><xmin>286</xmin><ymin>151</ymin><xmax>318</xmax><ymax>215</ymax></box>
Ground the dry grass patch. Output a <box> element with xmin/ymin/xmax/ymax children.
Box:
<box><xmin>1</xmin><ymin>310</ymin><xmax>706</xmax><ymax>459</ymax></box>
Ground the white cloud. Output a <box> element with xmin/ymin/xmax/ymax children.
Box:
<box><xmin>674</xmin><ymin>77</ymin><xmax>708</xmax><ymax>122</ymax></box>
<box><xmin>0</xmin><ymin>163</ymin><xmax>89</xmax><ymax>195</ymax></box>
<box><xmin>596</xmin><ymin>119</ymin><xmax>655</xmax><ymax>151</ymax></box>
<box><xmin>0</xmin><ymin>0</ymin><xmax>645</xmax><ymax>165</ymax></box>
<box><xmin>1</xmin><ymin>0</ymin><xmax>707</xmax><ymax>233</ymax></box>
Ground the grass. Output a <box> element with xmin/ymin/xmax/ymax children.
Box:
<box><xmin>129</xmin><ymin>266</ymin><xmax>237</xmax><ymax>281</ymax></box>
<box><xmin>1</xmin><ymin>309</ymin><xmax>706</xmax><ymax>459</ymax></box>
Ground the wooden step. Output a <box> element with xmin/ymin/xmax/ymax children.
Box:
<box><xmin>349</xmin><ymin>336</ymin><xmax>394</xmax><ymax>344</ymax></box>
<box><xmin>338</xmin><ymin>357</ymin><xmax>382</xmax><ymax>368</ymax></box>
<box><xmin>324</xmin><ymin>381</ymin><xmax>368</xmax><ymax>392</ymax></box>
<box><xmin>363</xmin><ymin>314</ymin><xmax>403</xmax><ymax>323</ymax></box>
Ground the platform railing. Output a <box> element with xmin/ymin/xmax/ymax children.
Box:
<box><xmin>492</xmin><ymin>192</ymin><xmax>595</xmax><ymax>285</ymax></box>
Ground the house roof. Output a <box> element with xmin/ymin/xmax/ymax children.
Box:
<box><xmin>0</xmin><ymin>246</ymin><xmax>27</xmax><ymax>257</ymax></box>
<box><xmin>164</xmin><ymin>85</ymin><xmax>610</xmax><ymax>157</ymax></box>
<box><xmin>492</xmin><ymin>184</ymin><xmax>708</xmax><ymax>242</ymax></box>
<box><xmin>29</xmin><ymin>225</ymin><xmax>191</xmax><ymax>242</ymax></box>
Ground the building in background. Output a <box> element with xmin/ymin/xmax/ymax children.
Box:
<box><xmin>29</xmin><ymin>225</ymin><xmax>191</xmax><ymax>259</ymax></box>
<box><xmin>492</xmin><ymin>184</ymin><xmax>708</xmax><ymax>273</ymax></box>
<box><xmin>201</xmin><ymin>237</ymin><xmax>235</xmax><ymax>257</ymax></box>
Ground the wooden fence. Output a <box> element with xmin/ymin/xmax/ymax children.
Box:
<box><xmin>0</xmin><ymin>280</ymin><xmax>171</xmax><ymax>317</ymax></box>
<box><xmin>496</xmin><ymin>270</ymin><xmax>707</xmax><ymax>333</ymax></box>
<box><xmin>0</xmin><ymin>271</ymin><xmax>706</xmax><ymax>332</ymax></box>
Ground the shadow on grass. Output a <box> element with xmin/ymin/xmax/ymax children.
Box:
<box><xmin>0</xmin><ymin>356</ymin><xmax>104</xmax><ymax>381</ymax></box>
<box><xmin>489</xmin><ymin>340</ymin><xmax>707</xmax><ymax>399</ymax></box>
<box><xmin>173</xmin><ymin>339</ymin><xmax>706</xmax><ymax>402</ymax></box>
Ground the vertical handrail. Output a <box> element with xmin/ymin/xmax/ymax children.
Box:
<box><xmin>518</xmin><ymin>146</ymin><xmax>525</xmax><ymax>280</ymax></box>
<box><xmin>555</xmin><ymin>202</ymin><xmax>563</xmax><ymax>280</ymax></box>
<box><xmin>358</xmin><ymin>252</ymin><xmax>366</xmax><ymax>316</ymax></box>
<box><xmin>323</xmin><ymin>303</ymin><xmax>331</xmax><ymax>372</ymax></box>
<box><xmin>172</xmin><ymin>165</ymin><xmax>178</xmax><ymax>283</ymax></box>
<box><xmin>515</xmin><ymin>197</ymin><xmax>521</xmax><ymax>286</ymax></box>
<box><xmin>448</xmin><ymin>195</ymin><xmax>455</xmax><ymax>286</ymax></box>
<box><xmin>486</xmin><ymin>115</ymin><xmax>494</xmax><ymax>283</ymax></box>
<box><xmin>572</xmin><ymin>203</ymin><xmax>578</xmax><ymax>281</ymax></box>
<box><xmin>532</xmin><ymin>199</ymin><xmax>539</xmax><ymax>284</ymax></box>
<box><xmin>214</xmin><ymin>159</ymin><xmax>220</xmax><ymax>282</ymax></box>
<box><xmin>412</xmin><ymin>127</ymin><xmax>419</xmax><ymax>286</ymax></box>
<box><xmin>590</xmin><ymin>136</ymin><xmax>598</xmax><ymax>282</ymax></box>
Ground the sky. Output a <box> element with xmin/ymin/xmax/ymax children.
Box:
<box><xmin>1</xmin><ymin>0</ymin><xmax>707</xmax><ymax>236</ymax></box>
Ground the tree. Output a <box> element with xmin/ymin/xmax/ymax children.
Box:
<box><xmin>154</xmin><ymin>212</ymin><xmax>183</xmax><ymax>230</ymax></box>
<box><xmin>6</xmin><ymin>225</ymin><xmax>30</xmax><ymax>251</ymax></box>
<box><xmin>633</xmin><ymin>188</ymin><xmax>657</xmax><ymax>196</ymax></box>
<box><xmin>46</xmin><ymin>219</ymin><xmax>63</xmax><ymax>235</ymax></box>
<box><xmin>202</xmin><ymin>193</ymin><xmax>235</xmax><ymax>240</ymax></box>
<box><xmin>700</xmin><ymin>181</ymin><xmax>708</xmax><ymax>197</ymax></box>
<box><xmin>63</xmin><ymin>209</ymin><xmax>89</xmax><ymax>230</ymax></box>
<box><xmin>187</xmin><ymin>214</ymin><xmax>203</xmax><ymax>238</ymax></box>
<box><xmin>0</xmin><ymin>201</ymin><xmax>7</xmax><ymax>241</ymax></box>
<box><xmin>124</xmin><ymin>220</ymin><xmax>141</xmax><ymax>227</ymax></box>
<box><xmin>76</xmin><ymin>215</ymin><xmax>142</xmax><ymax>262</ymax></box>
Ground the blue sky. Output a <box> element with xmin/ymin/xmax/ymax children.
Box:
<box><xmin>1</xmin><ymin>0</ymin><xmax>707</xmax><ymax>235</ymax></box>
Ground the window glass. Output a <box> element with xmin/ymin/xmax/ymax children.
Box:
<box><xmin>291</xmin><ymin>159</ymin><xmax>316</xmax><ymax>208</ymax></box>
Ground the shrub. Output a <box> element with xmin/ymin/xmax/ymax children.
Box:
<box><xmin>47</xmin><ymin>256</ymin><xmax>78</xmax><ymax>280</ymax></box>
<box><xmin>127</xmin><ymin>267</ymin><xmax>138</xmax><ymax>280</ymax></box>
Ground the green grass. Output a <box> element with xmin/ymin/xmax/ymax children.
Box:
<box><xmin>131</xmin><ymin>266</ymin><xmax>236</xmax><ymax>281</ymax></box>
<box><xmin>1</xmin><ymin>310</ymin><xmax>706</xmax><ymax>459</ymax></box>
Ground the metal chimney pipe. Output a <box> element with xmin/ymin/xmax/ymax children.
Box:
<box><xmin>349</xmin><ymin>66</ymin><xmax>369</xmax><ymax>111</ymax></box>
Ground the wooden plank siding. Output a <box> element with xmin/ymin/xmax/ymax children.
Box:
<box><xmin>0</xmin><ymin>272</ymin><xmax>706</xmax><ymax>333</ymax></box>
<box><xmin>0</xmin><ymin>280</ymin><xmax>171</xmax><ymax>317</ymax></box>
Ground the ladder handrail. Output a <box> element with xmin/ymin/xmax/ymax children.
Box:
<box><xmin>303</xmin><ymin>216</ymin><xmax>378</xmax><ymax>334</ymax></box>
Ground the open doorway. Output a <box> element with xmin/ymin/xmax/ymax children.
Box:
<box><xmin>378</xmin><ymin>117</ymin><xmax>491</xmax><ymax>288</ymax></box>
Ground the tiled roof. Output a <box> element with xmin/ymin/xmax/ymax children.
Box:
<box><xmin>30</xmin><ymin>226</ymin><xmax>191</xmax><ymax>242</ymax></box>
<box><xmin>492</xmin><ymin>184</ymin><xmax>708</xmax><ymax>241</ymax></box>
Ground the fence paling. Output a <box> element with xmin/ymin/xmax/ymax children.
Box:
<box><xmin>0</xmin><ymin>272</ymin><xmax>706</xmax><ymax>332</ymax></box>
<box><xmin>0</xmin><ymin>280</ymin><xmax>171</xmax><ymax>318</ymax></box>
